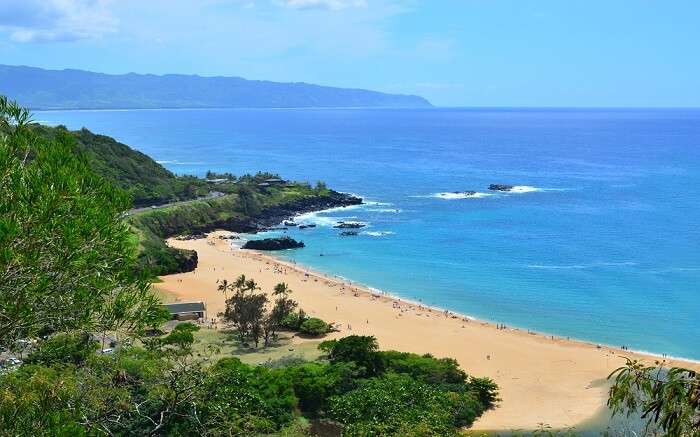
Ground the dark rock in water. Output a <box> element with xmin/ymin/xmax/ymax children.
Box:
<box><xmin>340</xmin><ymin>231</ymin><xmax>358</xmax><ymax>236</ymax></box>
<box><xmin>243</xmin><ymin>237</ymin><xmax>305</xmax><ymax>250</ymax></box>
<box><xmin>488</xmin><ymin>184</ymin><xmax>514</xmax><ymax>192</ymax></box>
<box><xmin>248</xmin><ymin>191</ymin><xmax>362</xmax><ymax>232</ymax></box>
<box><xmin>283</xmin><ymin>221</ymin><xmax>298</xmax><ymax>226</ymax></box>
<box><xmin>299</xmin><ymin>224</ymin><xmax>317</xmax><ymax>229</ymax></box>
<box><xmin>333</xmin><ymin>221</ymin><xmax>366</xmax><ymax>229</ymax></box>
<box><xmin>454</xmin><ymin>190</ymin><xmax>477</xmax><ymax>196</ymax></box>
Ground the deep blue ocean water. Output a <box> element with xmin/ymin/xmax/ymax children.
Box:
<box><xmin>37</xmin><ymin>108</ymin><xmax>700</xmax><ymax>360</ymax></box>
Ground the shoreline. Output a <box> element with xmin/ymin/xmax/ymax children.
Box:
<box><xmin>239</xmin><ymin>228</ymin><xmax>699</xmax><ymax>365</ymax></box>
<box><xmin>157</xmin><ymin>230</ymin><xmax>700</xmax><ymax>431</ymax></box>
<box><xmin>247</xmin><ymin>251</ymin><xmax>700</xmax><ymax>365</ymax></box>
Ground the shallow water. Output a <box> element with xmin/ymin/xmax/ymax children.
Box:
<box><xmin>37</xmin><ymin>107</ymin><xmax>700</xmax><ymax>360</ymax></box>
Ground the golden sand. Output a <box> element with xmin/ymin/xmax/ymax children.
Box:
<box><xmin>156</xmin><ymin>231</ymin><xmax>698</xmax><ymax>431</ymax></box>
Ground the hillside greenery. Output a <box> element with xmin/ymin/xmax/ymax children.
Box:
<box><xmin>30</xmin><ymin>124</ymin><xmax>210</xmax><ymax>207</ymax></box>
<box><xmin>128</xmin><ymin>180</ymin><xmax>334</xmax><ymax>276</ymax></box>
<box><xmin>27</xmin><ymin>121</ymin><xmax>335</xmax><ymax>277</ymax></box>
<box><xmin>0</xmin><ymin>97</ymin><xmax>163</xmax><ymax>347</ymax></box>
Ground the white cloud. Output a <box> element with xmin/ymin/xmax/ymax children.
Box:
<box><xmin>280</xmin><ymin>0</ymin><xmax>367</xmax><ymax>11</ymax></box>
<box><xmin>0</xmin><ymin>0</ymin><xmax>117</xmax><ymax>43</ymax></box>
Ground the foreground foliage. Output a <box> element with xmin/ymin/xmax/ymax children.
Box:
<box><xmin>608</xmin><ymin>359</ymin><xmax>699</xmax><ymax>437</ymax></box>
<box><xmin>0</xmin><ymin>96</ymin><xmax>162</xmax><ymax>348</ymax></box>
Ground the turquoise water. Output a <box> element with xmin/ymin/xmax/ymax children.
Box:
<box><xmin>37</xmin><ymin>108</ymin><xmax>700</xmax><ymax>360</ymax></box>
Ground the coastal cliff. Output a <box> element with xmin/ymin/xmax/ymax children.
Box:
<box><xmin>28</xmin><ymin>123</ymin><xmax>360</xmax><ymax>276</ymax></box>
<box><xmin>129</xmin><ymin>187</ymin><xmax>361</xmax><ymax>275</ymax></box>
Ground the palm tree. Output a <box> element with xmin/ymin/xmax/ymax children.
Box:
<box><xmin>233</xmin><ymin>274</ymin><xmax>247</xmax><ymax>292</ymax></box>
<box><xmin>244</xmin><ymin>279</ymin><xmax>259</xmax><ymax>292</ymax></box>
<box><xmin>217</xmin><ymin>279</ymin><xmax>230</xmax><ymax>299</ymax></box>
<box><xmin>273</xmin><ymin>282</ymin><xmax>292</xmax><ymax>296</ymax></box>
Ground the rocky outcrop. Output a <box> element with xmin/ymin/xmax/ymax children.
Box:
<box><xmin>253</xmin><ymin>191</ymin><xmax>362</xmax><ymax>231</ymax></box>
<box><xmin>175</xmin><ymin>249</ymin><xmax>198</xmax><ymax>272</ymax></box>
<box><xmin>340</xmin><ymin>231</ymin><xmax>358</xmax><ymax>237</ymax></box>
<box><xmin>333</xmin><ymin>221</ymin><xmax>366</xmax><ymax>229</ymax></box>
<box><xmin>243</xmin><ymin>237</ymin><xmax>305</xmax><ymax>251</ymax></box>
<box><xmin>488</xmin><ymin>184</ymin><xmax>514</xmax><ymax>192</ymax></box>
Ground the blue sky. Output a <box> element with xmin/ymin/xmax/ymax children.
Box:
<box><xmin>1</xmin><ymin>0</ymin><xmax>699</xmax><ymax>107</ymax></box>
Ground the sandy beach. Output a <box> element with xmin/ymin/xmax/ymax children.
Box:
<box><xmin>156</xmin><ymin>231</ymin><xmax>698</xmax><ymax>431</ymax></box>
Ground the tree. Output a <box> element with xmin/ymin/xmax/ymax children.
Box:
<box><xmin>233</xmin><ymin>274</ymin><xmax>247</xmax><ymax>292</ymax></box>
<box><xmin>327</xmin><ymin>374</ymin><xmax>458</xmax><ymax>436</ymax></box>
<box><xmin>315</xmin><ymin>181</ymin><xmax>328</xmax><ymax>193</ymax></box>
<box><xmin>237</xmin><ymin>185</ymin><xmax>261</xmax><ymax>216</ymax></box>
<box><xmin>222</xmin><ymin>286</ymin><xmax>268</xmax><ymax>346</ymax></box>
<box><xmin>608</xmin><ymin>359</ymin><xmax>699</xmax><ymax>437</ymax></box>
<box><xmin>217</xmin><ymin>278</ymin><xmax>231</xmax><ymax>299</ymax></box>
<box><xmin>273</xmin><ymin>282</ymin><xmax>292</xmax><ymax>296</ymax></box>
<box><xmin>0</xmin><ymin>96</ymin><xmax>162</xmax><ymax>347</ymax></box>
<box><xmin>320</xmin><ymin>336</ymin><xmax>384</xmax><ymax>377</ymax></box>
<box><xmin>263</xmin><ymin>291</ymin><xmax>298</xmax><ymax>347</ymax></box>
<box><xmin>25</xmin><ymin>332</ymin><xmax>99</xmax><ymax>366</ymax></box>
<box><xmin>244</xmin><ymin>278</ymin><xmax>259</xmax><ymax>292</ymax></box>
<box><xmin>299</xmin><ymin>318</ymin><xmax>329</xmax><ymax>337</ymax></box>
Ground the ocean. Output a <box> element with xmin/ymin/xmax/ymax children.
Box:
<box><xmin>37</xmin><ymin>107</ymin><xmax>700</xmax><ymax>360</ymax></box>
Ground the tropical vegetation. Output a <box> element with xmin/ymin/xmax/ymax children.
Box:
<box><xmin>1</xmin><ymin>97</ymin><xmax>497</xmax><ymax>435</ymax></box>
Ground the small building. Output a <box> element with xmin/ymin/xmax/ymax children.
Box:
<box><xmin>163</xmin><ymin>301</ymin><xmax>207</xmax><ymax>321</ymax></box>
<box><xmin>264</xmin><ymin>178</ymin><xmax>285</xmax><ymax>184</ymax></box>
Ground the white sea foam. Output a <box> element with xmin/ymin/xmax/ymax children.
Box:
<box><xmin>293</xmin><ymin>212</ymin><xmax>338</xmax><ymax>227</ymax></box>
<box><xmin>508</xmin><ymin>185</ymin><xmax>542</xmax><ymax>193</ymax></box>
<box><xmin>362</xmin><ymin>231</ymin><xmax>395</xmax><ymax>237</ymax></box>
<box><xmin>293</xmin><ymin>205</ymin><xmax>365</xmax><ymax>228</ymax></box>
<box><xmin>432</xmin><ymin>192</ymin><xmax>493</xmax><ymax>200</ymax></box>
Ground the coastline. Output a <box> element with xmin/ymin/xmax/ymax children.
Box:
<box><xmin>254</xmin><ymin>251</ymin><xmax>700</xmax><ymax>366</ymax></box>
<box><xmin>156</xmin><ymin>230</ymin><xmax>700</xmax><ymax>431</ymax></box>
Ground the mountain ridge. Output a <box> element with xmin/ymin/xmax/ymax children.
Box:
<box><xmin>0</xmin><ymin>64</ymin><xmax>432</xmax><ymax>110</ymax></box>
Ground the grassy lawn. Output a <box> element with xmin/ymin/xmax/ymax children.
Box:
<box><xmin>191</xmin><ymin>327</ymin><xmax>325</xmax><ymax>366</ymax></box>
<box><xmin>151</xmin><ymin>285</ymin><xmax>176</xmax><ymax>302</ymax></box>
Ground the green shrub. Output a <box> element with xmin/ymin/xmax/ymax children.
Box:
<box><xmin>327</xmin><ymin>374</ymin><xmax>458</xmax><ymax>436</ymax></box>
<box><xmin>319</xmin><ymin>335</ymin><xmax>384</xmax><ymax>377</ymax></box>
<box><xmin>299</xmin><ymin>318</ymin><xmax>329</xmax><ymax>337</ymax></box>
<box><xmin>379</xmin><ymin>350</ymin><xmax>467</xmax><ymax>386</ymax></box>
<box><xmin>281</xmin><ymin>309</ymin><xmax>307</xmax><ymax>331</ymax></box>
<box><xmin>25</xmin><ymin>332</ymin><xmax>98</xmax><ymax>366</ymax></box>
<box><xmin>284</xmin><ymin>362</ymin><xmax>361</xmax><ymax>415</ymax></box>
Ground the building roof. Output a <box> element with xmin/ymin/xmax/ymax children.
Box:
<box><xmin>163</xmin><ymin>302</ymin><xmax>206</xmax><ymax>314</ymax></box>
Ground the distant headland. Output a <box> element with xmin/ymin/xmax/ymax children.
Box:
<box><xmin>0</xmin><ymin>64</ymin><xmax>432</xmax><ymax>110</ymax></box>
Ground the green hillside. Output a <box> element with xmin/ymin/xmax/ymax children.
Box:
<box><xmin>30</xmin><ymin>124</ymin><xmax>208</xmax><ymax>207</ymax></box>
<box><xmin>26</xmin><ymin>123</ymin><xmax>361</xmax><ymax>277</ymax></box>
